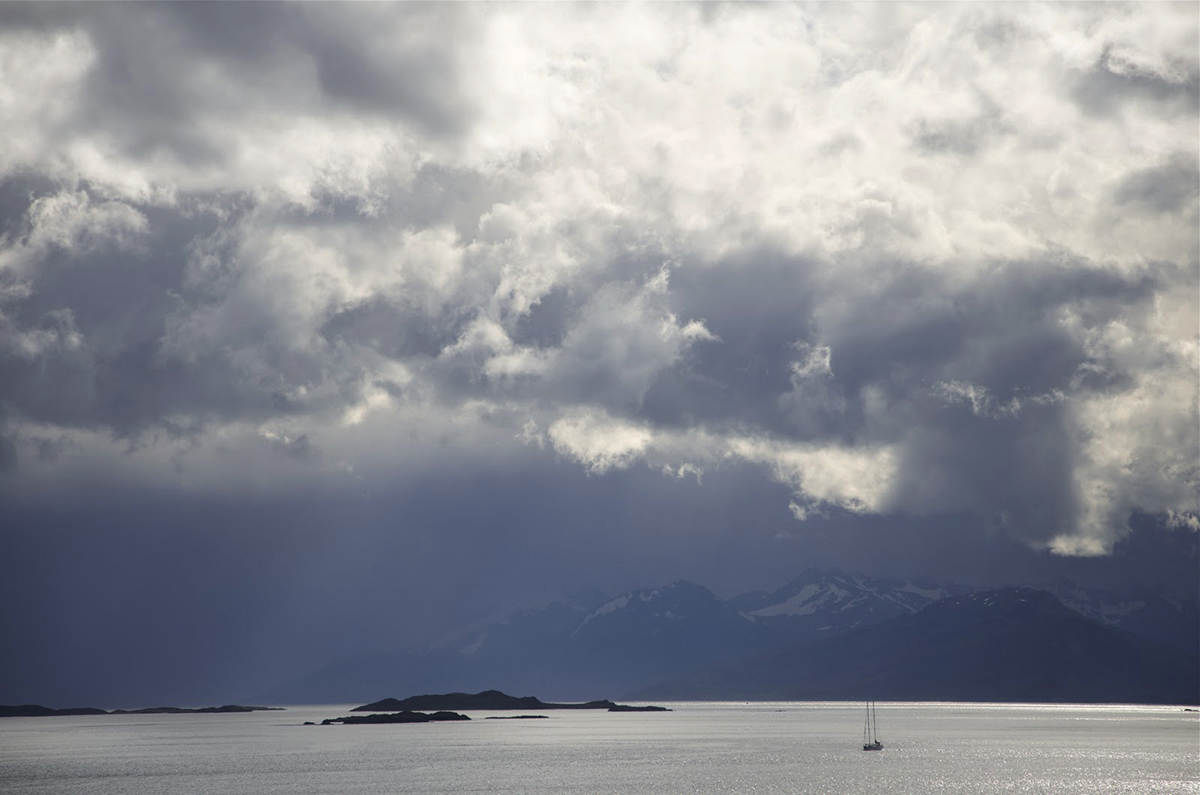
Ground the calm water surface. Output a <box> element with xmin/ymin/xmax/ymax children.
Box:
<box><xmin>1</xmin><ymin>702</ymin><xmax>1196</xmax><ymax>794</ymax></box>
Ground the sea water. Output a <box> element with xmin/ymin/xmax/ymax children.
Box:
<box><xmin>0</xmin><ymin>702</ymin><xmax>1196</xmax><ymax>794</ymax></box>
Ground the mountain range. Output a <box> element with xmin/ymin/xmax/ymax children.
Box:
<box><xmin>259</xmin><ymin>569</ymin><xmax>1198</xmax><ymax>705</ymax></box>
<box><xmin>633</xmin><ymin>588</ymin><xmax>1198</xmax><ymax>704</ymax></box>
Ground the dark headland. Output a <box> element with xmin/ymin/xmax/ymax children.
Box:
<box><xmin>353</xmin><ymin>689</ymin><xmax>670</xmax><ymax>713</ymax></box>
<box><xmin>0</xmin><ymin>704</ymin><xmax>283</xmax><ymax>718</ymax></box>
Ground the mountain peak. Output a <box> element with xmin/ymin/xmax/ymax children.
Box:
<box><xmin>926</xmin><ymin>587</ymin><xmax>1077</xmax><ymax>620</ymax></box>
<box><xmin>733</xmin><ymin>568</ymin><xmax>970</xmax><ymax>630</ymax></box>
<box><xmin>574</xmin><ymin>580</ymin><xmax>726</xmax><ymax>633</ymax></box>
<box><xmin>634</xmin><ymin>586</ymin><xmax>1200</xmax><ymax>704</ymax></box>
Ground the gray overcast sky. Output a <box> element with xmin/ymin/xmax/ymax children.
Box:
<box><xmin>0</xmin><ymin>2</ymin><xmax>1196</xmax><ymax>705</ymax></box>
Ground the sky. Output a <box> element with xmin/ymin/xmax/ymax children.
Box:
<box><xmin>0</xmin><ymin>2</ymin><xmax>1197</xmax><ymax>706</ymax></box>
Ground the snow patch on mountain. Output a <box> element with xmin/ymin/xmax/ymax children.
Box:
<box><xmin>750</xmin><ymin>583</ymin><xmax>852</xmax><ymax>617</ymax></box>
<box><xmin>574</xmin><ymin>595</ymin><xmax>631</xmax><ymax>634</ymax></box>
<box><xmin>897</xmin><ymin>583</ymin><xmax>949</xmax><ymax>601</ymax></box>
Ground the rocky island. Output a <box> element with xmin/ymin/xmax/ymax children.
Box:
<box><xmin>320</xmin><ymin>710</ymin><xmax>470</xmax><ymax>725</ymax></box>
<box><xmin>111</xmin><ymin>705</ymin><xmax>285</xmax><ymax>715</ymax></box>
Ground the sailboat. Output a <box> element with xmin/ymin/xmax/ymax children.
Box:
<box><xmin>862</xmin><ymin>701</ymin><xmax>883</xmax><ymax>751</ymax></box>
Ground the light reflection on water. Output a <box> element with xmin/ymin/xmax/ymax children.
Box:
<box><xmin>0</xmin><ymin>702</ymin><xmax>1196</xmax><ymax>794</ymax></box>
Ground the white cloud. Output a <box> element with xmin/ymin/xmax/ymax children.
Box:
<box><xmin>730</xmin><ymin>436</ymin><xmax>899</xmax><ymax>518</ymax></box>
<box><xmin>934</xmin><ymin>380</ymin><xmax>1066</xmax><ymax>420</ymax></box>
<box><xmin>548</xmin><ymin>409</ymin><xmax>652</xmax><ymax>475</ymax></box>
<box><xmin>1064</xmin><ymin>334</ymin><xmax>1199</xmax><ymax>553</ymax></box>
<box><xmin>4</xmin><ymin>190</ymin><xmax>148</xmax><ymax>268</ymax></box>
<box><xmin>0</xmin><ymin>29</ymin><xmax>95</xmax><ymax>180</ymax></box>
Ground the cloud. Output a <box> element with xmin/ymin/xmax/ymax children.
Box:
<box><xmin>730</xmin><ymin>436</ymin><xmax>898</xmax><ymax>520</ymax></box>
<box><xmin>1072</xmin><ymin>44</ymin><xmax>1200</xmax><ymax>120</ymax></box>
<box><xmin>0</xmin><ymin>1</ymin><xmax>1195</xmax><ymax>562</ymax></box>
<box><xmin>778</xmin><ymin>342</ymin><xmax>849</xmax><ymax>437</ymax></box>
<box><xmin>1112</xmin><ymin>152</ymin><xmax>1199</xmax><ymax>215</ymax></box>
<box><xmin>548</xmin><ymin>410</ymin><xmax>653</xmax><ymax>475</ymax></box>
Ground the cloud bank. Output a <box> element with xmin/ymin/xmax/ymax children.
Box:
<box><xmin>0</xmin><ymin>2</ymin><xmax>1196</xmax><ymax>556</ymax></box>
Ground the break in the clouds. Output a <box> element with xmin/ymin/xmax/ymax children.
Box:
<box><xmin>0</xmin><ymin>1</ymin><xmax>1196</xmax><ymax>556</ymax></box>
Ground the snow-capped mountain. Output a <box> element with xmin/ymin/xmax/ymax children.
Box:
<box><xmin>1034</xmin><ymin>579</ymin><xmax>1198</xmax><ymax>652</ymax></box>
<box><xmin>573</xmin><ymin>580</ymin><xmax>761</xmax><ymax>640</ymax></box>
<box><xmin>730</xmin><ymin>569</ymin><xmax>1198</xmax><ymax>653</ymax></box>
<box><xmin>729</xmin><ymin>568</ymin><xmax>975</xmax><ymax>641</ymax></box>
<box><xmin>633</xmin><ymin>587</ymin><xmax>1200</xmax><ymax>704</ymax></box>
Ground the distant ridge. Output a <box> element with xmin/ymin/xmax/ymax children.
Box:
<box><xmin>0</xmin><ymin>705</ymin><xmax>108</xmax><ymax>718</ymax></box>
<box><xmin>260</xmin><ymin>571</ymin><xmax>1198</xmax><ymax>705</ymax></box>
<box><xmin>632</xmin><ymin>588</ymin><xmax>1200</xmax><ymax>704</ymax></box>
<box><xmin>0</xmin><ymin>704</ymin><xmax>283</xmax><ymax>718</ymax></box>
<box><xmin>353</xmin><ymin>690</ymin><xmax>668</xmax><ymax>712</ymax></box>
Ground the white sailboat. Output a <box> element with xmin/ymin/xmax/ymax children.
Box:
<box><xmin>862</xmin><ymin>701</ymin><xmax>883</xmax><ymax>751</ymax></box>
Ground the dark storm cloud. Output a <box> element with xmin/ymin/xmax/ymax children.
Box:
<box><xmin>32</xmin><ymin>434</ymin><xmax>77</xmax><ymax>464</ymax></box>
<box><xmin>270</xmin><ymin>432</ymin><xmax>316</xmax><ymax>462</ymax></box>
<box><xmin>0</xmin><ymin>167</ymin><xmax>512</xmax><ymax>446</ymax></box>
<box><xmin>2</xmin><ymin>2</ymin><xmax>478</xmax><ymax>166</ymax></box>
<box><xmin>510</xmin><ymin>286</ymin><xmax>574</xmax><ymax>351</ymax></box>
<box><xmin>1072</xmin><ymin>46</ymin><xmax>1200</xmax><ymax>119</ymax></box>
<box><xmin>642</xmin><ymin>250</ymin><xmax>820</xmax><ymax>434</ymax></box>
<box><xmin>633</xmin><ymin>250</ymin><xmax>1158</xmax><ymax>444</ymax></box>
<box><xmin>0</xmin><ymin>184</ymin><xmax>278</xmax><ymax>439</ymax></box>
<box><xmin>805</xmin><ymin>258</ymin><xmax>1175</xmax><ymax>543</ymax></box>
<box><xmin>890</xmin><ymin>401</ymin><xmax>1079</xmax><ymax>543</ymax></box>
<box><xmin>1113</xmin><ymin>152</ymin><xmax>1200</xmax><ymax>216</ymax></box>
<box><xmin>320</xmin><ymin>296</ymin><xmax>456</xmax><ymax>362</ymax></box>
<box><xmin>823</xmin><ymin>260</ymin><xmax>1158</xmax><ymax>399</ymax></box>
<box><xmin>0</xmin><ymin>427</ymin><xmax>15</xmax><ymax>470</ymax></box>
<box><xmin>0</xmin><ymin>2</ymin><xmax>1195</xmax><ymax>705</ymax></box>
<box><xmin>0</xmin><ymin>2</ymin><xmax>1193</xmax><ymax>536</ymax></box>
<box><xmin>620</xmin><ymin>248</ymin><xmax>1171</xmax><ymax>547</ymax></box>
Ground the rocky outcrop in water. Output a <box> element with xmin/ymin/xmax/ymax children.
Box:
<box><xmin>322</xmin><ymin>710</ymin><xmax>470</xmax><ymax>725</ymax></box>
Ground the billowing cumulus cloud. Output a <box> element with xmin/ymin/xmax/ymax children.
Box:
<box><xmin>0</xmin><ymin>0</ymin><xmax>1196</xmax><ymax>569</ymax></box>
